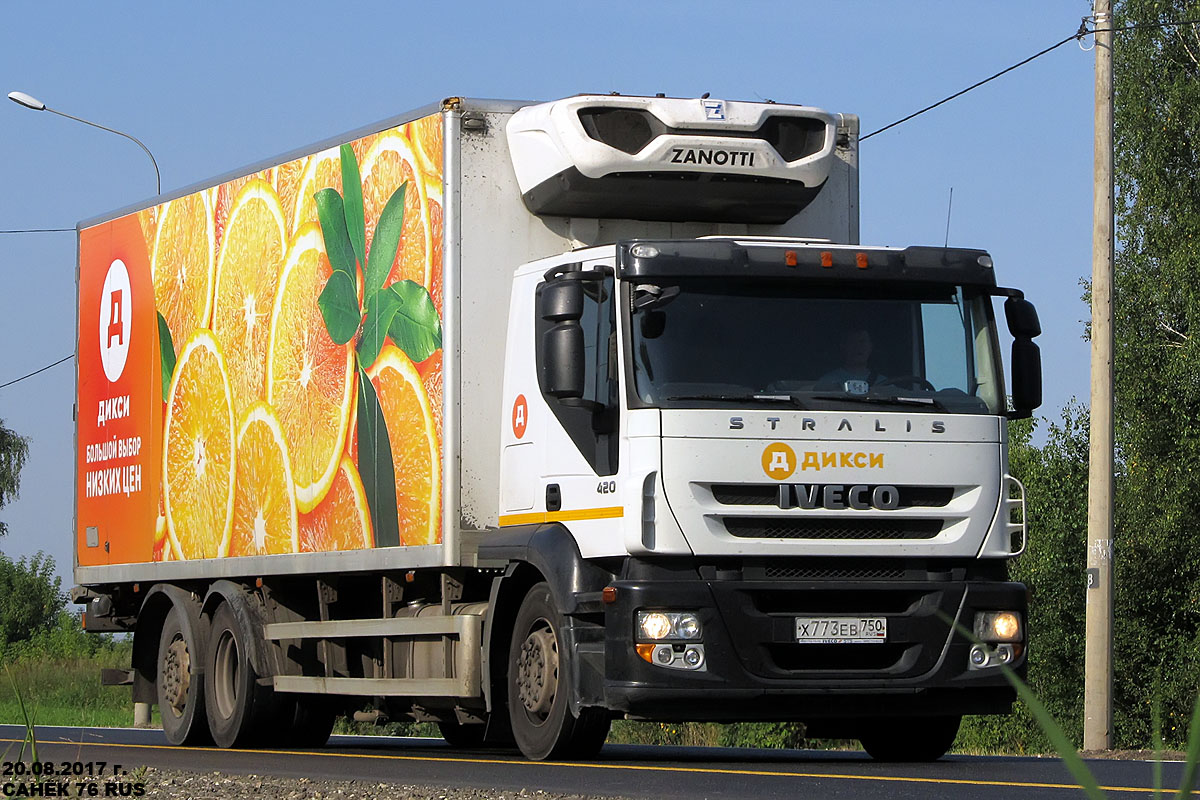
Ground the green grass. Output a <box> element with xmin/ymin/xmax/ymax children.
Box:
<box><xmin>0</xmin><ymin>648</ymin><xmax>145</xmax><ymax>729</ymax></box>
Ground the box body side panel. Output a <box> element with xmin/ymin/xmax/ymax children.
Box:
<box><xmin>76</xmin><ymin>112</ymin><xmax>450</xmax><ymax>585</ymax></box>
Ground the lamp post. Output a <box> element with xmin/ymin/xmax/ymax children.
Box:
<box><xmin>9</xmin><ymin>90</ymin><xmax>161</xmax><ymax>195</ymax></box>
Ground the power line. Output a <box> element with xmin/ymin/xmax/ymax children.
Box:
<box><xmin>861</xmin><ymin>17</ymin><xmax>1200</xmax><ymax>141</ymax></box>
<box><xmin>0</xmin><ymin>228</ymin><xmax>72</xmax><ymax>234</ymax></box>
<box><xmin>0</xmin><ymin>355</ymin><xmax>72</xmax><ymax>390</ymax></box>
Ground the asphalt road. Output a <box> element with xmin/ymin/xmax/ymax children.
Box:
<box><xmin>0</xmin><ymin>725</ymin><xmax>1184</xmax><ymax>799</ymax></box>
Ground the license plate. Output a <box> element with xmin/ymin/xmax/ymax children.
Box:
<box><xmin>795</xmin><ymin>616</ymin><xmax>887</xmax><ymax>644</ymax></box>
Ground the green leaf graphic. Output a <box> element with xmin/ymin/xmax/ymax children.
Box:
<box><xmin>340</xmin><ymin>144</ymin><xmax>366</xmax><ymax>271</ymax></box>
<box><xmin>318</xmin><ymin>270</ymin><xmax>362</xmax><ymax>345</ymax></box>
<box><xmin>356</xmin><ymin>364</ymin><xmax>400</xmax><ymax>548</ymax></box>
<box><xmin>387</xmin><ymin>280</ymin><xmax>442</xmax><ymax>363</ymax></box>
<box><xmin>364</xmin><ymin>182</ymin><xmax>406</xmax><ymax>301</ymax></box>
<box><xmin>158</xmin><ymin>312</ymin><xmax>176</xmax><ymax>403</ymax></box>
<box><xmin>358</xmin><ymin>287</ymin><xmax>404</xmax><ymax>370</ymax></box>
<box><xmin>314</xmin><ymin>188</ymin><xmax>357</xmax><ymax>280</ymax></box>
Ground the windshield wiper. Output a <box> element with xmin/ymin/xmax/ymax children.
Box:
<box><xmin>665</xmin><ymin>393</ymin><xmax>808</xmax><ymax>409</ymax></box>
<box><xmin>811</xmin><ymin>394</ymin><xmax>949</xmax><ymax>411</ymax></box>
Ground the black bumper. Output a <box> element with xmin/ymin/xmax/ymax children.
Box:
<box><xmin>598</xmin><ymin>571</ymin><xmax>1025</xmax><ymax>722</ymax></box>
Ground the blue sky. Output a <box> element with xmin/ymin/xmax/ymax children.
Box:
<box><xmin>1</xmin><ymin>2</ymin><xmax>1095</xmax><ymax>584</ymax></box>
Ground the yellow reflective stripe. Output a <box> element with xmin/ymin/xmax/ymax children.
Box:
<box><xmin>499</xmin><ymin>507</ymin><xmax>624</xmax><ymax>527</ymax></box>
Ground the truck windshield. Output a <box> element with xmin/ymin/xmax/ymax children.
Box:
<box><xmin>628</xmin><ymin>278</ymin><xmax>1005</xmax><ymax>415</ymax></box>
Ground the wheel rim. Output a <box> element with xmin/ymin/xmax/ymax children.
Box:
<box><xmin>161</xmin><ymin>634</ymin><xmax>191</xmax><ymax>720</ymax></box>
<box><xmin>516</xmin><ymin>617</ymin><xmax>559</xmax><ymax>723</ymax></box>
<box><xmin>212</xmin><ymin>626</ymin><xmax>240</xmax><ymax>720</ymax></box>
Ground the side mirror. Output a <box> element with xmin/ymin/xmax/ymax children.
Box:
<box><xmin>539</xmin><ymin>279</ymin><xmax>583</xmax><ymax>322</ymax></box>
<box><xmin>1008</xmin><ymin>338</ymin><xmax>1042</xmax><ymax>419</ymax></box>
<box><xmin>1004</xmin><ymin>297</ymin><xmax>1041</xmax><ymax>339</ymax></box>
<box><xmin>542</xmin><ymin>322</ymin><xmax>585</xmax><ymax>399</ymax></box>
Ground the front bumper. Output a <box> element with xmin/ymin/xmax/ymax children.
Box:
<box><xmin>599</xmin><ymin>563</ymin><xmax>1025</xmax><ymax>722</ymax></box>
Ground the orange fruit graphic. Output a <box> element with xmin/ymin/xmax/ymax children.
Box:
<box><xmin>163</xmin><ymin>330</ymin><xmax>235</xmax><ymax>560</ymax></box>
<box><xmin>367</xmin><ymin>345</ymin><xmax>440</xmax><ymax>546</ymax></box>
<box><xmin>153</xmin><ymin>501</ymin><xmax>168</xmax><ymax>562</ymax></box>
<box><xmin>361</xmin><ymin>132</ymin><xmax>431</xmax><ymax>291</ymax></box>
<box><xmin>267</xmin><ymin>224</ymin><xmax>356</xmax><ymax>513</ymax></box>
<box><xmin>151</xmin><ymin>193</ymin><xmax>215</xmax><ymax>349</ymax></box>
<box><xmin>212</xmin><ymin>179</ymin><xmax>288</xmax><ymax>418</ymax></box>
<box><xmin>291</xmin><ymin>148</ymin><xmax>343</xmax><ymax>235</ymax></box>
<box><xmin>424</xmin><ymin>176</ymin><xmax>444</xmax><ymax>315</ymax></box>
<box><xmin>272</xmin><ymin>159</ymin><xmax>305</xmax><ymax>236</ymax></box>
<box><xmin>407</xmin><ymin>114</ymin><xmax>443</xmax><ymax>180</ymax></box>
<box><xmin>416</xmin><ymin>349</ymin><xmax>443</xmax><ymax>441</ymax></box>
<box><xmin>213</xmin><ymin>171</ymin><xmax>270</xmax><ymax>254</ymax></box>
<box><xmin>138</xmin><ymin>206</ymin><xmax>159</xmax><ymax>253</ymax></box>
<box><xmin>299</xmin><ymin>457</ymin><xmax>373</xmax><ymax>553</ymax></box>
<box><xmin>229</xmin><ymin>402</ymin><xmax>298</xmax><ymax>557</ymax></box>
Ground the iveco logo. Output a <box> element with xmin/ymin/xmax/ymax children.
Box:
<box><xmin>778</xmin><ymin>484</ymin><xmax>901</xmax><ymax>511</ymax></box>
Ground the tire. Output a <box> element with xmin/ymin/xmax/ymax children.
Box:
<box><xmin>285</xmin><ymin>696</ymin><xmax>338</xmax><ymax>748</ymax></box>
<box><xmin>858</xmin><ymin>715</ymin><xmax>961</xmax><ymax>762</ymax></box>
<box><xmin>507</xmin><ymin>582</ymin><xmax>610</xmax><ymax>761</ymax></box>
<box><xmin>438</xmin><ymin>719</ymin><xmax>487</xmax><ymax>748</ymax></box>
<box><xmin>156</xmin><ymin>606</ymin><xmax>210</xmax><ymax>745</ymax></box>
<box><xmin>204</xmin><ymin>601</ymin><xmax>273</xmax><ymax>748</ymax></box>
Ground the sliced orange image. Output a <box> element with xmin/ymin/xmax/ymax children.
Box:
<box><xmin>163</xmin><ymin>329</ymin><xmax>235</xmax><ymax>560</ymax></box>
<box><xmin>406</xmin><ymin>114</ymin><xmax>443</xmax><ymax>181</ymax></box>
<box><xmin>152</xmin><ymin>497</ymin><xmax>168</xmax><ymax>562</ymax></box>
<box><xmin>272</xmin><ymin>159</ymin><xmax>305</xmax><ymax>236</ymax></box>
<box><xmin>151</xmin><ymin>192</ymin><xmax>215</xmax><ymax>348</ymax></box>
<box><xmin>213</xmin><ymin>171</ymin><xmax>270</xmax><ymax>254</ymax></box>
<box><xmin>299</xmin><ymin>457</ymin><xmax>372</xmax><ymax>553</ymax></box>
<box><xmin>291</xmin><ymin>148</ymin><xmax>343</xmax><ymax>235</ymax></box>
<box><xmin>212</xmin><ymin>179</ymin><xmax>288</xmax><ymax>418</ymax></box>
<box><xmin>424</xmin><ymin>174</ymin><xmax>444</xmax><ymax>316</ymax></box>
<box><xmin>229</xmin><ymin>402</ymin><xmax>298</xmax><ymax>557</ymax></box>
<box><xmin>367</xmin><ymin>344</ymin><xmax>440</xmax><ymax>547</ymax></box>
<box><xmin>138</xmin><ymin>205</ymin><xmax>159</xmax><ymax>253</ymax></box>
<box><xmin>416</xmin><ymin>349</ymin><xmax>443</xmax><ymax>443</ymax></box>
<box><xmin>360</xmin><ymin>132</ymin><xmax>431</xmax><ymax>292</ymax></box>
<box><xmin>267</xmin><ymin>224</ymin><xmax>356</xmax><ymax>513</ymax></box>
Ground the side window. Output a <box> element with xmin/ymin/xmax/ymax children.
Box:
<box><xmin>535</xmin><ymin>272</ymin><xmax>618</xmax><ymax>476</ymax></box>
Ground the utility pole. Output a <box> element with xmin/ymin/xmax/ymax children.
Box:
<box><xmin>1084</xmin><ymin>0</ymin><xmax>1115</xmax><ymax>753</ymax></box>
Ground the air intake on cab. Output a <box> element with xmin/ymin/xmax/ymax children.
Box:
<box><xmin>505</xmin><ymin>95</ymin><xmax>838</xmax><ymax>224</ymax></box>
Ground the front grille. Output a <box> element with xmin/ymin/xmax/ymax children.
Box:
<box><xmin>724</xmin><ymin>517</ymin><xmax>943</xmax><ymax>540</ymax></box>
<box><xmin>758</xmin><ymin>564</ymin><xmax>907</xmax><ymax>581</ymax></box>
<box><xmin>710</xmin><ymin>484</ymin><xmax>954</xmax><ymax>508</ymax></box>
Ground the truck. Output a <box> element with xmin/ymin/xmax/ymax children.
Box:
<box><xmin>73</xmin><ymin>93</ymin><xmax>1042</xmax><ymax>762</ymax></box>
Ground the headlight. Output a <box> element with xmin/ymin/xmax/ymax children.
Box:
<box><xmin>637</xmin><ymin>611</ymin><xmax>703</xmax><ymax>641</ymax></box>
<box><xmin>974</xmin><ymin>611</ymin><xmax>1023</xmax><ymax>643</ymax></box>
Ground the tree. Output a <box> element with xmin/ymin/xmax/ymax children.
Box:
<box><xmin>0</xmin><ymin>419</ymin><xmax>29</xmax><ymax>537</ymax></box>
<box><xmin>0</xmin><ymin>552</ymin><xmax>64</xmax><ymax>652</ymax></box>
<box><xmin>1111</xmin><ymin>0</ymin><xmax>1200</xmax><ymax>748</ymax></box>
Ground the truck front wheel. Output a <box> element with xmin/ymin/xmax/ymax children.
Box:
<box><xmin>157</xmin><ymin>606</ymin><xmax>210</xmax><ymax>745</ymax></box>
<box><xmin>858</xmin><ymin>715</ymin><xmax>961</xmax><ymax>762</ymax></box>
<box><xmin>507</xmin><ymin>582</ymin><xmax>609</xmax><ymax>760</ymax></box>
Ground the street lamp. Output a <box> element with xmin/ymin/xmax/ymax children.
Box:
<box><xmin>9</xmin><ymin>90</ymin><xmax>161</xmax><ymax>195</ymax></box>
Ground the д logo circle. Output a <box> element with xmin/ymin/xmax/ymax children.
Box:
<box><xmin>512</xmin><ymin>394</ymin><xmax>528</xmax><ymax>439</ymax></box>
<box><xmin>761</xmin><ymin>442</ymin><xmax>796</xmax><ymax>481</ymax></box>
<box><xmin>99</xmin><ymin>259</ymin><xmax>132</xmax><ymax>383</ymax></box>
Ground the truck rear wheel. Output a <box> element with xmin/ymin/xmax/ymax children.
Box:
<box><xmin>157</xmin><ymin>606</ymin><xmax>210</xmax><ymax>745</ymax></box>
<box><xmin>858</xmin><ymin>715</ymin><xmax>961</xmax><ymax>762</ymax></box>
<box><xmin>205</xmin><ymin>601</ymin><xmax>272</xmax><ymax>748</ymax></box>
<box><xmin>507</xmin><ymin>582</ymin><xmax>610</xmax><ymax>760</ymax></box>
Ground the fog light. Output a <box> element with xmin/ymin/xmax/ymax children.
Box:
<box><xmin>655</xmin><ymin>646</ymin><xmax>674</xmax><ymax>664</ymax></box>
<box><xmin>974</xmin><ymin>611</ymin><xmax>1023</xmax><ymax>643</ymax></box>
<box><xmin>970</xmin><ymin>645</ymin><xmax>988</xmax><ymax>667</ymax></box>
<box><xmin>639</xmin><ymin>612</ymin><xmax>672</xmax><ymax>640</ymax></box>
<box><xmin>683</xmin><ymin>647</ymin><xmax>703</xmax><ymax>667</ymax></box>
